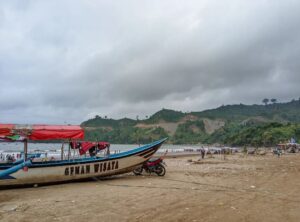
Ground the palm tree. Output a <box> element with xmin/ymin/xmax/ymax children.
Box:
<box><xmin>262</xmin><ymin>98</ymin><xmax>269</xmax><ymax>105</ymax></box>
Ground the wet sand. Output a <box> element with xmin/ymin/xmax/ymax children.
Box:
<box><xmin>0</xmin><ymin>153</ymin><xmax>300</xmax><ymax>222</ymax></box>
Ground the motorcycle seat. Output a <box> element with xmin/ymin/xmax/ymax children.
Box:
<box><xmin>148</xmin><ymin>157</ymin><xmax>159</xmax><ymax>162</ymax></box>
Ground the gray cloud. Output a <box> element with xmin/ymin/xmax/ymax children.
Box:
<box><xmin>0</xmin><ymin>0</ymin><xmax>300</xmax><ymax>124</ymax></box>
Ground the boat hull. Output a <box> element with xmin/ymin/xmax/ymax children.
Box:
<box><xmin>0</xmin><ymin>139</ymin><xmax>166</xmax><ymax>187</ymax></box>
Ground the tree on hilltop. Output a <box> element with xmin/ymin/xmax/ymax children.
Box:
<box><xmin>271</xmin><ymin>98</ymin><xmax>277</xmax><ymax>104</ymax></box>
<box><xmin>262</xmin><ymin>98</ymin><xmax>269</xmax><ymax>105</ymax></box>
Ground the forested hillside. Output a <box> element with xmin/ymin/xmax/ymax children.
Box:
<box><xmin>81</xmin><ymin>99</ymin><xmax>300</xmax><ymax>146</ymax></box>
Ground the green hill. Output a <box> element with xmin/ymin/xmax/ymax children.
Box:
<box><xmin>81</xmin><ymin>99</ymin><xmax>300</xmax><ymax>146</ymax></box>
<box><xmin>145</xmin><ymin>109</ymin><xmax>185</xmax><ymax>123</ymax></box>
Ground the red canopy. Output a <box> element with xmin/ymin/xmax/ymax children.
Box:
<box><xmin>0</xmin><ymin>124</ymin><xmax>84</xmax><ymax>140</ymax></box>
<box><xmin>70</xmin><ymin>141</ymin><xmax>110</xmax><ymax>155</ymax></box>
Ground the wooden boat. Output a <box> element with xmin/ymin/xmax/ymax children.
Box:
<box><xmin>0</xmin><ymin>124</ymin><xmax>166</xmax><ymax>187</ymax></box>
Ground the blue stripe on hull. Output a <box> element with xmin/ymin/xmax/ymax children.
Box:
<box><xmin>27</xmin><ymin>138</ymin><xmax>166</xmax><ymax>168</ymax></box>
<box><xmin>1</xmin><ymin>175</ymin><xmax>16</xmax><ymax>180</ymax></box>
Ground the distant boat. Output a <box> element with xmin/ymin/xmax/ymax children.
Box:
<box><xmin>0</xmin><ymin>124</ymin><xmax>166</xmax><ymax>187</ymax></box>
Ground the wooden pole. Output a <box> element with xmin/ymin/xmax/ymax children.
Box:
<box><xmin>61</xmin><ymin>143</ymin><xmax>64</xmax><ymax>160</ymax></box>
<box><xmin>68</xmin><ymin>140</ymin><xmax>71</xmax><ymax>160</ymax></box>
<box><xmin>24</xmin><ymin>139</ymin><xmax>28</xmax><ymax>161</ymax></box>
<box><xmin>107</xmin><ymin>145</ymin><xmax>110</xmax><ymax>156</ymax></box>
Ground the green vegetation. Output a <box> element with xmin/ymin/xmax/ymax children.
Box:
<box><xmin>145</xmin><ymin>109</ymin><xmax>185</xmax><ymax>123</ymax></box>
<box><xmin>82</xmin><ymin>117</ymin><xmax>136</xmax><ymax>128</ymax></box>
<box><xmin>192</xmin><ymin>99</ymin><xmax>300</xmax><ymax>122</ymax></box>
<box><xmin>213</xmin><ymin>122</ymin><xmax>300</xmax><ymax>147</ymax></box>
<box><xmin>82</xmin><ymin>99</ymin><xmax>300</xmax><ymax>145</ymax></box>
<box><xmin>84</xmin><ymin>126</ymin><xmax>168</xmax><ymax>144</ymax></box>
<box><xmin>172</xmin><ymin>120</ymin><xmax>206</xmax><ymax>144</ymax></box>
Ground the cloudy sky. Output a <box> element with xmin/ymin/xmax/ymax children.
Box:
<box><xmin>1</xmin><ymin>0</ymin><xmax>300</xmax><ymax>124</ymax></box>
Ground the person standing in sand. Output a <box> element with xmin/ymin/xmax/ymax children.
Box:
<box><xmin>277</xmin><ymin>148</ymin><xmax>281</xmax><ymax>158</ymax></box>
<box><xmin>200</xmin><ymin>148</ymin><xmax>205</xmax><ymax>159</ymax></box>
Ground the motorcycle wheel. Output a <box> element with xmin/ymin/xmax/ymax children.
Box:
<box><xmin>155</xmin><ymin>164</ymin><xmax>166</xmax><ymax>176</ymax></box>
<box><xmin>133</xmin><ymin>167</ymin><xmax>143</xmax><ymax>175</ymax></box>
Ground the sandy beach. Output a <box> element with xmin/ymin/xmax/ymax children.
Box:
<box><xmin>1</xmin><ymin>153</ymin><xmax>300</xmax><ymax>222</ymax></box>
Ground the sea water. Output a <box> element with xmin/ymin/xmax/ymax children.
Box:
<box><xmin>0</xmin><ymin>142</ymin><xmax>202</xmax><ymax>153</ymax></box>
<box><xmin>0</xmin><ymin>142</ymin><xmax>233</xmax><ymax>162</ymax></box>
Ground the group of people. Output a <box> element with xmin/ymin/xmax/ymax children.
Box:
<box><xmin>0</xmin><ymin>152</ymin><xmax>20</xmax><ymax>162</ymax></box>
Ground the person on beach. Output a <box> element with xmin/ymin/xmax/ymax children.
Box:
<box><xmin>200</xmin><ymin>148</ymin><xmax>205</xmax><ymax>159</ymax></box>
<box><xmin>275</xmin><ymin>147</ymin><xmax>281</xmax><ymax>158</ymax></box>
<box><xmin>277</xmin><ymin>148</ymin><xmax>281</xmax><ymax>157</ymax></box>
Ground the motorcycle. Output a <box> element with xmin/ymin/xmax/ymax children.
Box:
<box><xmin>133</xmin><ymin>152</ymin><xmax>167</xmax><ymax>176</ymax></box>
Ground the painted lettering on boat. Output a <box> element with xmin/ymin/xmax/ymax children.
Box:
<box><xmin>64</xmin><ymin>161</ymin><xmax>118</xmax><ymax>176</ymax></box>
